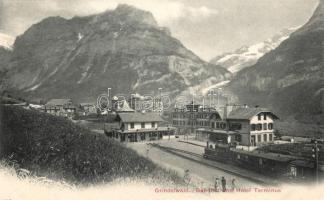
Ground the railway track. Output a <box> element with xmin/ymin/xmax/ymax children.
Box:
<box><xmin>150</xmin><ymin>143</ymin><xmax>278</xmax><ymax>186</ymax></box>
<box><xmin>151</xmin><ymin>143</ymin><xmax>203</xmax><ymax>158</ymax></box>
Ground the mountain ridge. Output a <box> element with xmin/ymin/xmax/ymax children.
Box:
<box><xmin>5</xmin><ymin>4</ymin><xmax>230</xmax><ymax>102</ymax></box>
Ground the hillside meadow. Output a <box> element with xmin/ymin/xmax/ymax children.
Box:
<box><xmin>0</xmin><ymin>105</ymin><xmax>183</xmax><ymax>186</ymax></box>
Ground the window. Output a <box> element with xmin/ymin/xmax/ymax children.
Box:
<box><xmin>251</xmin><ymin>124</ymin><xmax>256</xmax><ymax>131</ymax></box>
<box><xmin>258</xmin><ymin>114</ymin><xmax>261</xmax><ymax>121</ymax></box>
<box><xmin>151</xmin><ymin>122</ymin><xmax>155</xmax><ymax>128</ymax></box>
<box><xmin>269</xmin><ymin>134</ymin><xmax>273</xmax><ymax>141</ymax></box>
<box><xmin>257</xmin><ymin>135</ymin><xmax>261</xmax><ymax>142</ymax></box>
<box><xmin>220</xmin><ymin>123</ymin><xmax>226</xmax><ymax>129</ymax></box>
<box><xmin>263</xmin><ymin>123</ymin><xmax>267</xmax><ymax>130</ymax></box>
<box><xmin>268</xmin><ymin>123</ymin><xmax>273</xmax><ymax>130</ymax></box>
<box><xmin>216</xmin><ymin>122</ymin><xmax>220</xmax><ymax>128</ymax></box>
<box><xmin>130</xmin><ymin>123</ymin><xmax>134</xmax><ymax>129</ymax></box>
<box><xmin>230</xmin><ymin>123</ymin><xmax>242</xmax><ymax>131</ymax></box>
<box><xmin>235</xmin><ymin>135</ymin><xmax>242</xmax><ymax>142</ymax></box>
<box><xmin>263</xmin><ymin>113</ymin><xmax>267</xmax><ymax>120</ymax></box>
<box><xmin>263</xmin><ymin>134</ymin><xmax>267</xmax><ymax>142</ymax></box>
<box><xmin>211</xmin><ymin>122</ymin><xmax>215</xmax><ymax>128</ymax></box>
<box><xmin>256</xmin><ymin>123</ymin><xmax>262</xmax><ymax>131</ymax></box>
<box><xmin>141</xmin><ymin>122</ymin><xmax>145</xmax><ymax>128</ymax></box>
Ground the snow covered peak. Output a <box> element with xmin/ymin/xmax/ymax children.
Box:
<box><xmin>210</xmin><ymin>27</ymin><xmax>299</xmax><ymax>73</ymax></box>
<box><xmin>0</xmin><ymin>33</ymin><xmax>15</xmax><ymax>50</ymax></box>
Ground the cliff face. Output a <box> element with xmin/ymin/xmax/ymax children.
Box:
<box><xmin>7</xmin><ymin>4</ymin><xmax>230</xmax><ymax>102</ymax></box>
<box><xmin>0</xmin><ymin>47</ymin><xmax>11</xmax><ymax>71</ymax></box>
<box><xmin>228</xmin><ymin>0</ymin><xmax>324</xmax><ymax>123</ymax></box>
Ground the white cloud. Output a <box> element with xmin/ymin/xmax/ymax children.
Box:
<box><xmin>58</xmin><ymin>0</ymin><xmax>218</xmax><ymax>24</ymax></box>
<box><xmin>2</xmin><ymin>0</ymin><xmax>218</xmax><ymax>36</ymax></box>
<box><xmin>125</xmin><ymin>1</ymin><xmax>219</xmax><ymax>24</ymax></box>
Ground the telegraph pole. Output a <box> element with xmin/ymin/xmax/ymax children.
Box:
<box><xmin>312</xmin><ymin>140</ymin><xmax>320</xmax><ymax>185</ymax></box>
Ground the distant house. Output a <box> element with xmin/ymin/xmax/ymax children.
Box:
<box><xmin>128</xmin><ymin>95</ymin><xmax>163</xmax><ymax>113</ymax></box>
<box><xmin>79</xmin><ymin>103</ymin><xmax>97</xmax><ymax>115</ymax></box>
<box><xmin>115</xmin><ymin>100</ymin><xmax>135</xmax><ymax>113</ymax></box>
<box><xmin>41</xmin><ymin>99</ymin><xmax>76</xmax><ymax>118</ymax></box>
<box><xmin>107</xmin><ymin>112</ymin><xmax>175</xmax><ymax>142</ymax></box>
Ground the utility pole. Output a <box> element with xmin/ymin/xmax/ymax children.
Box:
<box><xmin>208</xmin><ymin>89</ymin><xmax>214</xmax><ymax>108</ymax></box>
<box><xmin>312</xmin><ymin>140</ymin><xmax>320</xmax><ymax>185</ymax></box>
<box><xmin>217</xmin><ymin>88</ymin><xmax>223</xmax><ymax>108</ymax></box>
<box><xmin>158</xmin><ymin>88</ymin><xmax>162</xmax><ymax>114</ymax></box>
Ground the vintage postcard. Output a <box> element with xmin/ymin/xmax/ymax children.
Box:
<box><xmin>0</xmin><ymin>0</ymin><xmax>323</xmax><ymax>200</ymax></box>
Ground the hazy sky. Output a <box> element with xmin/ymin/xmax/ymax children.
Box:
<box><xmin>0</xmin><ymin>0</ymin><xmax>319</xmax><ymax>60</ymax></box>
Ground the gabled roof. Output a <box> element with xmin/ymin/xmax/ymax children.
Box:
<box><xmin>46</xmin><ymin>99</ymin><xmax>72</xmax><ymax>106</ymax></box>
<box><xmin>227</xmin><ymin>107</ymin><xmax>279</xmax><ymax>120</ymax></box>
<box><xmin>118</xmin><ymin>112</ymin><xmax>164</xmax><ymax>123</ymax></box>
<box><xmin>116</xmin><ymin>100</ymin><xmax>135</xmax><ymax>113</ymax></box>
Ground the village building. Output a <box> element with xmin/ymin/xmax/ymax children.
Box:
<box><xmin>172</xmin><ymin>103</ymin><xmax>279</xmax><ymax>147</ymax></box>
<box><xmin>106</xmin><ymin>112</ymin><xmax>175</xmax><ymax>142</ymax></box>
<box><xmin>128</xmin><ymin>95</ymin><xmax>163</xmax><ymax>113</ymax></box>
<box><xmin>41</xmin><ymin>99</ymin><xmax>77</xmax><ymax>118</ymax></box>
<box><xmin>79</xmin><ymin>103</ymin><xmax>97</xmax><ymax>115</ymax></box>
<box><xmin>115</xmin><ymin>99</ymin><xmax>135</xmax><ymax>113</ymax></box>
<box><xmin>226</xmin><ymin>106</ymin><xmax>278</xmax><ymax>146</ymax></box>
<box><xmin>171</xmin><ymin>102</ymin><xmax>218</xmax><ymax>136</ymax></box>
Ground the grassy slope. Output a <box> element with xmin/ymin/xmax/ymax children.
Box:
<box><xmin>0</xmin><ymin>105</ymin><xmax>182</xmax><ymax>185</ymax></box>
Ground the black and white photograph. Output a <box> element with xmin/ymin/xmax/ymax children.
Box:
<box><xmin>0</xmin><ymin>0</ymin><xmax>323</xmax><ymax>199</ymax></box>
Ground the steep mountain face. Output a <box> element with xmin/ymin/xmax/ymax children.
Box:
<box><xmin>0</xmin><ymin>47</ymin><xmax>11</xmax><ymax>70</ymax></box>
<box><xmin>210</xmin><ymin>28</ymin><xmax>297</xmax><ymax>73</ymax></box>
<box><xmin>228</xmin><ymin>0</ymin><xmax>324</xmax><ymax>126</ymax></box>
<box><xmin>7</xmin><ymin>4</ymin><xmax>231</xmax><ymax>102</ymax></box>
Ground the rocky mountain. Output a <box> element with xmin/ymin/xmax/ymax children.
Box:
<box><xmin>228</xmin><ymin>0</ymin><xmax>324</xmax><ymax>129</ymax></box>
<box><xmin>210</xmin><ymin>28</ymin><xmax>297</xmax><ymax>73</ymax></box>
<box><xmin>0</xmin><ymin>33</ymin><xmax>14</xmax><ymax>72</ymax></box>
<box><xmin>0</xmin><ymin>33</ymin><xmax>15</xmax><ymax>50</ymax></box>
<box><xmin>0</xmin><ymin>47</ymin><xmax>11</xmax><ymax>70</ymax></box>
<box><xmin>5</xmin><ymin>4</ymin><xmax>231</xmax><ymax>102</ymax></box>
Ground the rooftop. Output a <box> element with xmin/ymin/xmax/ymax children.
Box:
<box><xmin>115</xmin><ymin>100</ymin><xmax>135</xmax><ymax>113</ymax></box>
<box><xmin>46</xmin><ymin>99</ymin><xmax>73</xmax><ymax>106</ymax></box>
<box><xmin>197</xmin><ymin>128</ymin><xmax>237</xmax><ymax>135</ymax></box>
<box><xmin>227</xmin><ymin>107</ymin><xmax>279</xmax><ymax>120</ymax></box>
<box><xmin>118</xmin><ymin>112</ymin><xmax>164</xmax><ymax>123</ymax></box>
<box><xmin>116</xmin><ymin>126</ymin><xmax>175</xmax><ymax>133</ymax></box>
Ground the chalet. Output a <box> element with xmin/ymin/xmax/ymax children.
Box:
<box><xmin>108</xmin><ymin>112</ymin><xmax>174</xmax><ymax>142</ymax></box>
<box><xmin>226</xmin><ymin>106</ymin><xmax>279</xmax><ymax>146</ymax></box>
<box><xmin>193</xmin><ymin>104</ymin><xmax>279</xmax><ymax>147</ymax></box>
<box><xmin>41</xmin><ymin>99</ymin><xmax>76</xmax><ymax>118</ymax></box>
